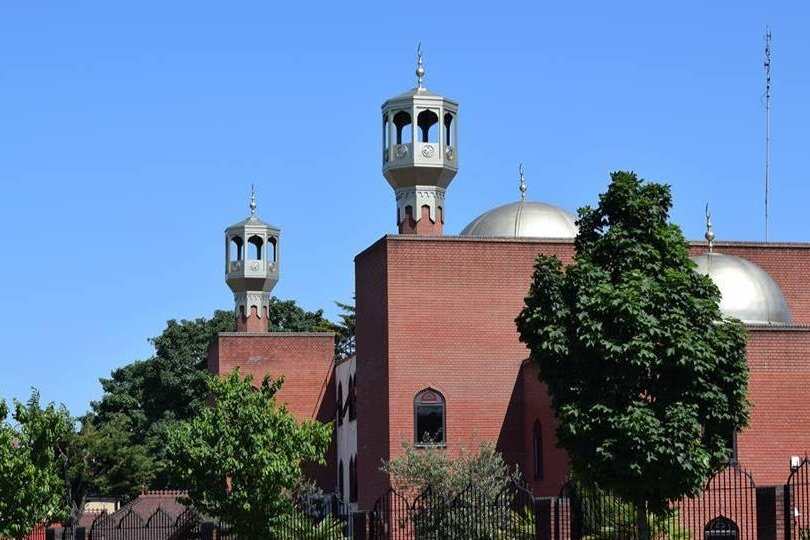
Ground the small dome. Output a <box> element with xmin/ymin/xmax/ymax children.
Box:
<box><xmin>691</xmin><ymin>252</ymin><xmax>792</xmax><ymax>325</ymax></box>
<box><xmin>460</xmin><ymin>201</ymin><xmax>578</xmax><ymax>238</ymax></box>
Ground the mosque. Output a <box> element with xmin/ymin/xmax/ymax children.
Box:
<box><xmin>206</xmin><ymin>49</ymin><xmax>810</xmax><ymax>516</ymax></box>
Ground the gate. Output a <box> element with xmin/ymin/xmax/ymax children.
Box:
<box><xmin>369</xmin><ymin>480</ymin><xmax>537</xmax><ymax>539</ymax></box>
<box><xmin>786</xmin><ymin>456</ymin><xmax>810</xmax><ymax>540</ymax></box>
<box><xmin>555</xmin><ymin>464</ymin><xmax>757</xmax><ymax>540</ymax></box>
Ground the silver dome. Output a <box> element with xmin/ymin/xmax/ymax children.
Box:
<box><xmin>692</xmin><ymin>252</ymin><xmax>792</xmax><ymax>325</ymax></box>
<box><xmin>460</xmin><ymin>201</ymin><xmax>578</xmax><ymax>238</ymax></box>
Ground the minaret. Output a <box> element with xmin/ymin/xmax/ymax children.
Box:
<box><xmin>382</xmin><ymin>44</ymin><xmax>459</xmax><ymax>235</ymax></box>
<box><xmin>224</xmin><ymin>186</ymin><xmax>280</xmax><ymax>332</ymax></box>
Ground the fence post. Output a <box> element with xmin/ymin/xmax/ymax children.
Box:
<box><xmin>784</xmin><ymin>484</ymin><xmax>793</xmax><ymax>540</ymax></box>
<box><xmin>553</xmin><ymin>498</ymin><xmax>561</xmax><ymax>540</ymax></box>
<box><xmin>45</xmin><ymin>529</ymin><xmax>55</xmax><ymax>540</ymax></box>
<box><xmin>534</xmin><ymin>498</ymin><xmax>552</xmax><ymax>540</ymax></box>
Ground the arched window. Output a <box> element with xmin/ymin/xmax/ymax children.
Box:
<box><xmin>350</xmin><ymin>456</ymin><xmax>358</xmax><ymax>503</ymax></box>
<box><xmin>704</xmin><ymin>516</ymin><xmax>738</xmax><ymax>540</ymax></box>
<box><xmin>338</xmin><ymin>459</ymin><xmax>345</xmax><ymax>500</ymax></box>
<box><xmin>229</xmin><ymin>236</ymin><xmax>243</xmax><ymax>261</ymax></box>
<box><xmin>337</xmin><ymin>382</ymin><xmax>344</xmax><ymax>426</ymax></box>
<box><xmin>348</xmin><ymin>375</ymin><xmax>357</xmax><ymax>421</ymax></box>
<box><xmin>532</xmin><ymin>420</ymin><xmax>544</xmax><ymax>480</ymax></box>
<box><xmin>247</xmin><ymin>235</ymin><xmax>263</xmax><ymax>260</ymax></box>
<box><xmin>267</xmin><ymin>237</ymin><xmax>277</xmax><ymax>263</ymax></box>
<box><xmin>414</xmin><ymin>388</ymin><xmax>446</xmax><ymax>446</ymax></box>
<box><xmin>444</xmin><ymin>113</ymin><xmax>454</xmax><ymax>146</ymax></box>
<box><xmin>393</xmin><ymin>111</ymin><xmax>412</xmax><ymax>145</ymax></box>
<box><xmin>417</xmin><ymin>110</ymin><xmax>439</xmax><ymax>143</ymax></box>
<box><xmin>383</xmin><ymin>113</ymin><xmax>390</xmax><ymax>152</ymax></box>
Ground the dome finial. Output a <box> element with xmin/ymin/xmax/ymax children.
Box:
<box><xmin>518</xmin><ymin>163</ymin><xmax>527</xmax><ymax>201</ymax></box>
<box><xmin>416</xmin><ymin>42</ymin><xmax>425</xmax><ymax>89</ymax></box>
<box><xmin>249</xmin><ymin>184</ymin><xmax>257</xmax><ymax>217</ymax></box>
<box><xmin>705</xmin><ymin>203</ymin><xmax>715</xmax><ymax>253</ymax></box>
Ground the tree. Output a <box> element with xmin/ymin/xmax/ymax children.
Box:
<box><xmin>79</xmin><ymin>297</ymin><xmax>346</xmax><ymax>501</ymax></box>
<box><xmin>516</xmin><ymin>171</ymin><xmax>750</xmax><ymax>537</ymax></box>
<box><xmin>0</xmin><ymin>391</ymin><xmax>73</xmax><ymax>539</ymax></box>
<box><xmin>166</xmin><ymin>371</ymin><xmax>331</xmax><ymax>540</ymax></box>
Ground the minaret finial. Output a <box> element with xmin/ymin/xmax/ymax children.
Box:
<box><xmin>249</xmin><ymin>184</ymin><xmax>257</xmax><ymax>217</ymax></box>
<box><xmin>764</xmin><ymin>27</ymin><xmax>772</xmax><ymax>242</ymax></box>
<box><xmin>518</xmin><ymin>163</ymin><xmax>527</xmax><ymax>201</ymax></box>
<box><xmin>705</xmin><ymin>203</ymin><xmax>715</xmax><ymax>254</ymax></box>
<box><xmin>416</xmin><ymin>42</ymin><xmax>425</xmax><ymax>89</ymax></box>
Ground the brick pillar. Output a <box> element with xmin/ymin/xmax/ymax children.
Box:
<box><xmin>236</xmin><ymin>305</ymin><xmax>266</xmax><ymax>333</ymax></box>
<box><xmin>398</xmin><ymin>205</ymin><xmax>443</xmax><ymax>235</ymax></box>
<box><xmin>534</xmin><ymin>498</ymin><xmax>553</xmax><ymax>540</ymax></box>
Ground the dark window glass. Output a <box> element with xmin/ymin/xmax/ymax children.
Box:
<box><xmin>337</xmin><ymin>382</ymin><xmax>343</xmax><ymax>426</ymax></box>
<box><xmin>348</xmin><ymin>375</ymin><xmax>357</xmax><ymax>421</ymax></box>
<box><xmin>532</xmin><ymin>420</ymin><xmax>544</xmax><ymax>480</ymax></box>
<box><xmin>350</xmin><ymin>456</ymin><xmax>358</xmax><ymax>503</ymax></box>
<box><xmin>414</xmin><ymin>389</ymin><xmax>446</xmax><ymax>445</ymax></box>
<box><xmin>338</xmin><ymin>460</ymin><xmax>344</xmax><ymax>500</ymax></box>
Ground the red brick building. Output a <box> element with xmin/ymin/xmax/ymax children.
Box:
<box><xmin>207</xmin><ymin>57</ymin><xmax>810</xmax><ymax>528</ymax></box>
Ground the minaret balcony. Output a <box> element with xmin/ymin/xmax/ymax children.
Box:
<box><xmin>384</xmin><ymin>143</ymin><xmax>458</xmax><ymax>171</ymax></box>
<box><xmin>227</xmin><ymin>259</ymin><xmax>278</xmax><ymax>279</ymax></box>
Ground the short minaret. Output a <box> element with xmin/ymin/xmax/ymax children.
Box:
<box><xmin>224</xmin><ymin>186</ymin><xmax>280</xmax><ymax>332</ymax></box>
<box><xmin>382</xmin><ymin>44</ymin><xmax>459</xmax><ymax>235</ymax></box>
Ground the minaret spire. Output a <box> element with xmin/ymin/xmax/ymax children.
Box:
<box><xmin>416</xmin><ymin>42</ymin><xmax>425</xmax><ymax>89</ymax></box>
<box><xmin>705</xmin><ymin>203</ymin><xmax>715</xmax><ymax>254</ymax></box>
<box><xmin>249</xmin><ymin>184</ymin><xmax>257</xmax><ymax>217</ymax></box>
<box><xmin>764</xmin><ymin>27</ymin><xmax>772</xmax><ymax>242</ymax></box>
<box><xmin>518</xmin><ymin>163</ymin><xmax>527</xmax><ymax>201</ymax></box>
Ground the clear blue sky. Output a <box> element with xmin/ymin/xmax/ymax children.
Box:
<box><xmin>1</xmin><ymin>1</ymin><xmax>806</xmax><ymax>417</ymax></box>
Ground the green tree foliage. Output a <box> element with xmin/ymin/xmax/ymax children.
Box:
<box><xmin>516</xmin><ymin>171</ymin><xmax>750</xmax><ymax>531</ymax></box>
<box><xmin>382</xmin><ymin>441</ymin><xmax>519</xmax><ymax>501</ymax></box>
<box><xmin>0</xmin><ymin>391</ymin><xmax>73</xmax><ymax>538</ymax></box>
<box><xmin>77</xmin><ymin>297</ymin><xmax>352</xmax><ymax>501</ymax></box>
<box><xmin>166</xmin><ymin>371</ymin><xmax>331</xmax><ymax>540</ymax></box>
<box><xmin>381</xmin><ymin>442</ymin><xmax>532</xmax><ymax>538</ymax></box>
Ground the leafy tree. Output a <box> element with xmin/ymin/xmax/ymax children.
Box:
<box><xmin>78</xmin><ymin>297</ymin><xmax>349</xmax><ymax>501</ymax></box>
<box><xmin>334</xmin><ymin>301</ymin><xmax>356</xmax><ymax>360</ymax></box>
<box><xmin>166</xmin><ymin>371</ymin><xmax>331</xmax><ymax>540</ymax></box>
<box><xmin>0</xmin><ymin>391</ymin><xmax>73</xmax><ymax>539</ymax></box>
<box><xmin>516</xmin><ymin>171</ymin><xmax>750</xmax><ymax>538</ymax></box>
<box><xmin>382</xmin><ymin>441</ymin><xmax>519</xmax><ymax>501</ymax></box>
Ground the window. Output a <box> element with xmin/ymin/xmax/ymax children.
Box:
<box><xmin>393</xmin><ymin>111</ymin><xmax>412</xmax><ymax>145</ymax></box>
<box><xmin>348</xmin><ymin>375</ymin><xmax>357</xmax><ymax>421</ymax></box>
<box><xmin>417</xmin><ymin>110</ymin><xmax>439</xmax><ymax>143</ymax></box>
<box><xmin>247</xmin><ymin>235</ymin><xmax>263</xmax><ymax>260</ymax></box>
<box><xmin>349</xmin><ymin>456</ymin><xmax>358</xmax><ymax>503</ymax></box>
<box><xmin>337</xmin><ymin>382</ymin><xmax>343</xmax><ymax>426</ymax></box>
<box><xmin>338</xmin><ymin>459</ymin><xmax>345</xmax><ymax>500</ymax></box>
<box><xmin>444</xmin><ymin>113</ymin><xmax>454</xmax><ymax>146</ymax></box>
<box><xmin>414</xmin><ymin>388</ymin><xmax>446</xmax><ymax>446</ymax></box>
<box><xmin>704</xmin><ymin>517</ymin><xmax>738</xmax><ymax>540</ymax></box>
<box><xmin>532</xmin><ymin>420</ymin><xmax>544</xmax><ymax>480</ymax></box>
<box><xmin>229</xmin><ymin>236</ymin><xmax>243</xmax><ymax>261</ymax></box>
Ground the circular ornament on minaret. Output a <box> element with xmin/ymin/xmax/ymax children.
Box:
<box><xmin>421</xmin><ymin>144</ymin><xmax>435</xmax><ymax>158</ymax></box>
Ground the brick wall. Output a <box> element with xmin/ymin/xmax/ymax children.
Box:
<box><xmin>356</xmin><ymin>235</ymin><xmax>810</xmax><ymax>510</ymax></box>
<box><xmin>208</xmin><ymin>331</ymin><xmax>337</xmax><ymax>489</ymax></box>
<box><xmin>355</xmin><ymin>239</ymin><xmax>391</xmax><ymax>509</ymax></box>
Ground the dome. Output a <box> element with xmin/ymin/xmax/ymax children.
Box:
<box><xmin>460</xmin><ymin>201</ymin><xmax>578</xmax><ymax>238</ymax></box>
<box><xmin>691</xmin><ymin>252</ymin><xmax>792</xmax><ymax>325</ymax></box>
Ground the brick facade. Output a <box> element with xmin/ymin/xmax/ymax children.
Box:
<box><xmin>208</xmin><ymin>331</ymin><xmax>337</xmax><ymax>489</ymax></box>
<box><xmin>355</xmin><ymin>235</ymin><xmax>810</xmax><ymax>510</ymax></box>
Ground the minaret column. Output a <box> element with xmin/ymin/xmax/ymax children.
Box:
<box><xmin>382</xmin><ymin>44</ymin><xmax>458</xmax><ymax>236</ymax></box>
<box><xmin>225</xmin><ymin>185</ymin><xmax>280</xmax><ymax>333</ymax></box>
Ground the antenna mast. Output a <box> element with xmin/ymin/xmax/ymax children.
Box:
<box><xmin>764</xmin><ymin>27</ymin><xmax>772</xmax><ymax>242</ymax></box>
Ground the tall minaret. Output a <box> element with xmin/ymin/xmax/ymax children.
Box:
<box><xmin>382</xmin><ymin>44</ymin><xmax>459</xmax><ymax>235</ymax></box>
<box><xmin>224</xmin><ymin>186</ymin><xmax>280</xmax><ymax>332</ymax></box>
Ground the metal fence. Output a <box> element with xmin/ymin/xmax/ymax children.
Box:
<box><xmin>555</xmin><ymin>463</ymin><xmax>757</xmax><ymax>540</ymax></box>
<box><xmin>787</xmin><ymin>456</ymin><xmax>810</xmax><ymax>540</ymax></box>
<box><xmin>369</xmin><ymin>480</ymin><xmax>538</xmax><ymax>539</ymax></box>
